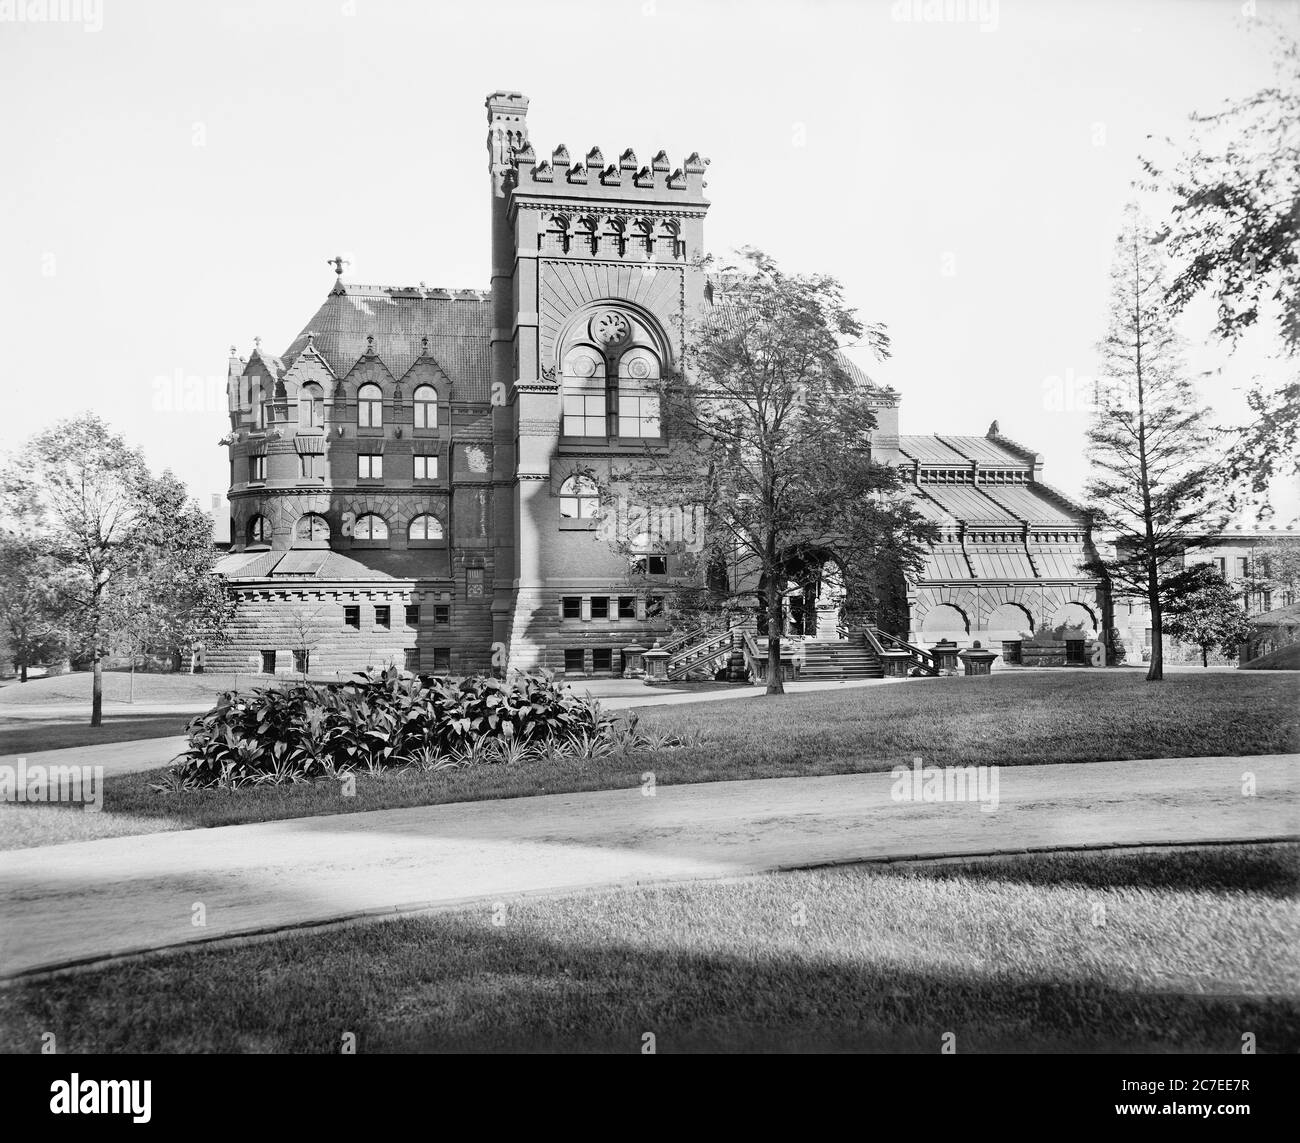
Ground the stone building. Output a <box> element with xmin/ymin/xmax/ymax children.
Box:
<box><xmin>206</xmin><ymin>92</ymin><xmax>1100</xmax><ymax>679</ymax></box>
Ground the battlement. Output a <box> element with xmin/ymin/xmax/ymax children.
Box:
<box><xmin>511</xmin><ymin>141</ymin><xmax>709</xmax><ymax>205</ymax></box>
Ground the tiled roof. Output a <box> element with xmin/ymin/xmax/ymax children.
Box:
<box><xmin>979</xmin><ymin>484</ymin><xmax>1079</xmax><ymax>526</ymax></box>
<box><xmin>1251</xmin><ymin>603</ymin><xmax>1300</xmax><ymax>627</ymax></box>
<box><xmin>935</xmin><ymin>435</ymin><xmax>1029</xmax><ymax>466</ymax></box>
<box><xmin>279</xmin><ymin>283</ymin><xmax>493</xmax><ymax>402</ymax></box>
<box><xmin>213</xmin><ymin>549</ymin><xmax>442</xmax><ymax>581</ymax></box>
<box><xmin>898</xmin><ymin>436</ymin><xmax>969</xmax><ymax>465</ymax></box>
<box><xmin>917</xmin><ymin>484</ymin><xmax>1019</xmax><ymax>525</ymax></box>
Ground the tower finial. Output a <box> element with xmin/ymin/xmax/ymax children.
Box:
<box><xmin>328</xmin><ymin>254</ymin><xmax>350</xmax><ymax>277</ymax></box>
<box><xmin>253</xmin><ymin>336</ymin><xmax>261</xmax><ymax>351</ymax></box>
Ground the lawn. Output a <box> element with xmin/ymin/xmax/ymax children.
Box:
<box><xmin>0</xmin><ymin>670</ymin><xmax>246</xmax><ymax>707</ymax></box>
<box><xmin>2</xmin><ymin>843</ymin><xmax>1294</xmax><ymax>1053</ymax></box>
<box><xmin>0</xmin><ymin>714</ymin><xmax>190</xmax><ymax>756</ymax></box>
<box><xmin>1</xmin><ymin>671</ymin><xmax>1295</xmax><ymax>851</ymax></box>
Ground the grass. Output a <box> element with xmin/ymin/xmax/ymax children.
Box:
<box><xmin>0</xmin><ymin>670</ymin><xmax>246</xmax><ymax>707</ymax></box>
<box><xmin>1</xmin><ymin>671</ymin><xmax>1295</xmax><ymax>852</ymax></box>
<box><xmin>0</xmin><ymin>714</ymin><xmax>189</xmax><ymax>756</ymax></box>
<box><xmin>1</xmin><ymin>843</ymin><xmax>1294</xmax><ymax>1053</ymax></box>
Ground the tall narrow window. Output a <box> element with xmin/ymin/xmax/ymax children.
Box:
<box><xmin>298</xmin><ymin>382</ymin><xmax>324</xmax><ymax>428</ymax></box>
<box><xmin>247</xmin><ymin>515</ymin><xmax>270</xmax><ymax>545</ymax></box>
<box><xmin>561</xmin><ymin>348</ymin><xmax>607</xmax><ymax>437</ymax></box>
<box><xmin>357</xmin><ymin>382</ymin><xmax>383</xmax><ymax>428</ymax></box>
<box><xmin>358</xmin><ymin>454</ymin><xmax>383</xmax><ymax>479</ymax></box>
<box><xmin>413</xmin><ymin>455</ymin><xmax>437</xmax><ymax>480</ymax></box>
<box><xmin>617</xmin><ymin>348</ymin><xmax>661</xmax><ymax>438</ymax></box>
<box><xmin>248</xmin><ymin>455</ymin><xmax>266</xmax><ymax>482</ymax></box>
<box><xmin>559</xmin><ymin>474</ymin><xmax>599</xmax><ymax>520</ymax></box>
<box><xmin>413</xmin><ymin>384</ymin><xmax>437</xmax><ymax>429</ymax></box>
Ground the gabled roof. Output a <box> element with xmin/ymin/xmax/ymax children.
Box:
<box><xmin>278</xmin><ymin>283</ymin><xmax>493</xmax><ymax>401</ymax></box>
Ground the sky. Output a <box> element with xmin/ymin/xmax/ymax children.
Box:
<box><xmin>1</xmin><ymin>0</ymin><xmax>1296</xmax><ymax>522</ymax></box>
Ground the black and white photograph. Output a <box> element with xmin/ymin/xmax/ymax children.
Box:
<box><xmin>0</xmin><ymin>0</ymin><xmax>1296</xmax><ymax>1120</ymax></box>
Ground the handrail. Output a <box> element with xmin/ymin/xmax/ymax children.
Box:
<box><xmin>875</xmin><ymin>629</ymin><xmax>939</xmax><ymax>676</ymax></box>
<box><xmin>666</xmin><ymin>625</ymin><xmax>740</xmax><ymax>680</ymax></box>
<box><xmin>658</xmin><ymin>626</ymin><xmax>707</xmax><ymax>656</ymax></box>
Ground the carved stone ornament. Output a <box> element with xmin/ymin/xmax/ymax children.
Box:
<box><xmin>591</xmin><ymin>310</ymin><xmax>631</xmax><ymax>348</ymax></box>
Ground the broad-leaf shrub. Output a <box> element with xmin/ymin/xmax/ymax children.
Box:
<box><xmin>171</xmin><ymin>667</ymin><xmax>613</xmax><ymax>788</ymax></box>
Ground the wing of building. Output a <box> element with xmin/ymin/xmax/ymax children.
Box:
<box><xmin>206</xmin><ymin>92</ymin><xmax>1100</xmax><ymax>679</ymax></box>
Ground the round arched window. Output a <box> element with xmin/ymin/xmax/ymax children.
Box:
<box><xmin>295</xmin><ymin>514</ymin><xmax>330</xmax><ymax>542</ymax></box>
<box><xmin>353</xmin><ymin>514</ymin><xmax>389</xmax><ymax>541</ymax></box>
<box><xmin>409</xmin><ymin>514</ymin><xmax>444</xmax><ymax>541</ymax></box>
<box><xmin>559</xmin><ymin>474</ymin><xmax>599</xmax><ymax>519</ymax></box>
<box><xmin>357</xmin><ymin>382</ymin><xmax>383</xmax><ymax>428</ymax></box>
<box><xmin>247</xmin><ymin>515</ymin><xmax>271</xmax><ymax>545</ymax></box>
<box><xmin>413</xmin><ymin>384</ymin><xmax>437</xmax><ymax>429</ymax></box>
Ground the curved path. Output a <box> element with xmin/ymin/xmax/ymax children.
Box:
<box><xmin>1</xmin><ymin>753</ymin><xmax>1296</xmax><ymax>981</ymax></box>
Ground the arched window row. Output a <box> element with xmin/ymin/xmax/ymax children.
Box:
<box><xmin>286</xmin><ymin>512</ymin><xmax>446</xmax><ymax>545</ymax></box>
<box><xmin>561</xmin><ymin>343</ymin><xmax>661</xmax><ymax>440</ymax></box>
<box><xmin>239</xmin><ymin>379</ymin><xmax>440</xmax><ymax>430</ymax></box>
<box><xmin>542</xmin><ymin>213</ymin><xmax>684</xmax><ymax>259</ymax></box>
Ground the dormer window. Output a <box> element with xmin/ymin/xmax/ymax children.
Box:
<box><xmin>413</xmin><ymin>384</ymin><xmax>438</xmax><ymax>429</ymax></box>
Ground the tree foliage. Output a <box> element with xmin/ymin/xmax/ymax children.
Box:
<box><xmin>1163</xmin><ymin>563</ymin><xmax>1253</xmax><ymax>667</ymax></box>
<box><xmin>1085</xmin><ymin>208</ymin><xmax>1229</xmax><ymax>682</ymax></box>
<box><xmin>0</xmin><ymin>531</ymin><xmax>64</xmax><ymax>680</ymax></box>
<box><xmin>603</xmin><ymin>248</ymin><xmax>936</xmax><ymax>694</ymax></box>
<box><xmin>1141</xmin><ymin>23</ymin><xmax>1299</xmax><ymax>502</ymax></box>
<box><xmin>1</xmin><ymin>413</ymin><xmax>233</xmax><ymax>724</ymax></box>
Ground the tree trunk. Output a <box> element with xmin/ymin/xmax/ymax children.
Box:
<box><xmin>1146</xmin><ymin>589</ymin><xmax>1163</xmax><ymax>682</ymax></box>
<box><xmin>1201</xmin><ymin>645</ymin><xmax>1209</xmax><ymax>668</ymax></box>
<box><xmin>91</xmin><ymin>652</ymin><xmax>103</xmax><ymax>727</ymax></box>
<box><xmin>765</xmin><ymin>577</ymin><xmax>784</xmax><ymax>696</ymax></box>
<box><xmin>19</xmin><ymin>662</ymin><xmax>27</xmax><ymax>683</ymax></box>
<box><xmin>129</xmin><ymin>657</ymin><xmax>135</xmax><ymax>704</ymax></box>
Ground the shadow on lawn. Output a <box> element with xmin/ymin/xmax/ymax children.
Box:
<box><xmin>0</xmin><ymin>715</ymin><xmax>191</xmax><ymax>757</ymax></box>
<box><xmin>902</xmin><ymin>845</ymin><xmax>1300</xmax><ymax>901</ymax></box>
<box><xmin>2</xmin><ymin>897</ymin><xmax>1295</xmax><ymax>1054</ymax></box>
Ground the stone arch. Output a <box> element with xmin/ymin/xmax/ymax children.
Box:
<box><xmin>921</xmin><ymin>603</ymin><xmax>970</xmax><ymax>638</ymax></box>
<box><xmin>1052</xmin><ymin>601</ymin><xmax>1098</xmax><ymax>638</ymax></box>
<box><xmin>985</xmin><ymin>602</ymin><xmax>1034</xmax><ymax>638</ymax></box>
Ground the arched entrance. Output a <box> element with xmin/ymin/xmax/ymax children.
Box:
<box><xmin>756</xmin><ymin>549</ymin><xmax>850</xmax><ymax>637</ymax></box>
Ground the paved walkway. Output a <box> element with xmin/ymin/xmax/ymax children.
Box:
<box><xmin>1</xmin><ymin>753</ymin><xmax>1295</xmax><ymax>980</ymax></box>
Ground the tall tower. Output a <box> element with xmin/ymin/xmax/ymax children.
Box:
<box><xmin>485</xmin><ymin>90</ymin><xmax>712</xmax><ymax>671</ymax></box>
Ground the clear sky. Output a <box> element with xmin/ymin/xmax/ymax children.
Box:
<box><xmin>1</xmin><ymin>0</ymin><xmax>1295</xmax><ymax>521</ymax></box>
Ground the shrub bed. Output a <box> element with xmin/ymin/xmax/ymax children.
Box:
<box><xmin>168</xmin><ymin>668</ymin><xmax>654</xmax><ymax>789</ymax></box>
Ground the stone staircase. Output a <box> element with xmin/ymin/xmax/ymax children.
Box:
<box><xmin>800</xmin><ymin>637</ymin><xmax>883</xmax><ymax>680</ymax></box>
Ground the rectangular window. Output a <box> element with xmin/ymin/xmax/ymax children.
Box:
<box><xmin>562</xmin><ymin>378</ymin><xmax>607</xmax><ymax>437</ymax></box>
<box><xmin>358</xmin><ymin>454</ymin><xmax>383</xmax><ymax>479</ymax></box>
<box><xmin>590</xmin><ymin>596</ymin><xmax>609</xmax><ymax>619</ymax></box>
<box><xmin>1213</xmin><ymin>557</ymin><xmax>1227</xmax><ymax>577</ymax></box>
<box><xmin>414</xmin><ymin>455</ymin><xmax>438</xmax><ymax>480</ymax></box>
<box><xmin>404</xmin><ymin>648</ymin><xmax>421</xmax><ymax>672</ymax></box>
<box><xmin>260</xmin><ymin>649</ymin><xmax>276</xmax><ymax>674</ymax></box>
<box><xmin>434</xmin><ymin>604</ymin><xmax>450</xmax><ymax>626</ymax></box>
<box><xmin>405</xmin><ymin>604</ymin><xmax>420</xmax><ymax>627</ymax></box>
<box><xmin>633</xmin><ymin>555</ymin><xmax>668</xmax><ymax>576</ymax></box>
<box><xmin>375</xmin><ymin>606</ymin><xmax>391</xmax><ymax>629</ymax></box>
<box><xmin>618</xmin><ymin>596</ymin><xmax>637</xmax><ymax>619</ymax></box>
<box><xmin>564</xmin><ymin>648</ymin><xmax>586</xmax><ymax>674</ymax></box>
<box><xmin>618</xmin><ymin>393</ymin><xmax>661</xmax><ymax>438</ymax></box>
<box><xmin>248</xmin><ymin>455</ymin><xmax>266</xmax><ymax>482</ymax></box>
<box><xmin>299</xmin><ymin>453</ymin><xmax>320</xmax><ymax>479</ymax></box>
<box><xmin>646</xmin><ymin>595</ymin><xmax>664</xmax><ymax>618</ymax></box>
<box><xmin>592</xmin><ymin>648</ymin><xmax>613</xmax><ymax>673</ymax></box>
<box><xmin>344</xmin><ymin>606</ymin><xmax>360</xmax><ymax>630</ymax></box>
<box><xmin>433</xmin><ymin>647</ymin><xmax>451</xmax><ymax>673</ymax></box>
<box><xmin>292</xmin><ymin>648</ymin><xmax>309</xmax><ymax>674</ymax></box>
<box><xmin>561</xmin><ymin>596</ymin><xmax>581</xmax><ymax>619</ymax></box>
<box><xmin>1235</xmin><ymin>556</ymin><xmax>1249</xmax><ymax>578</ymax></box>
